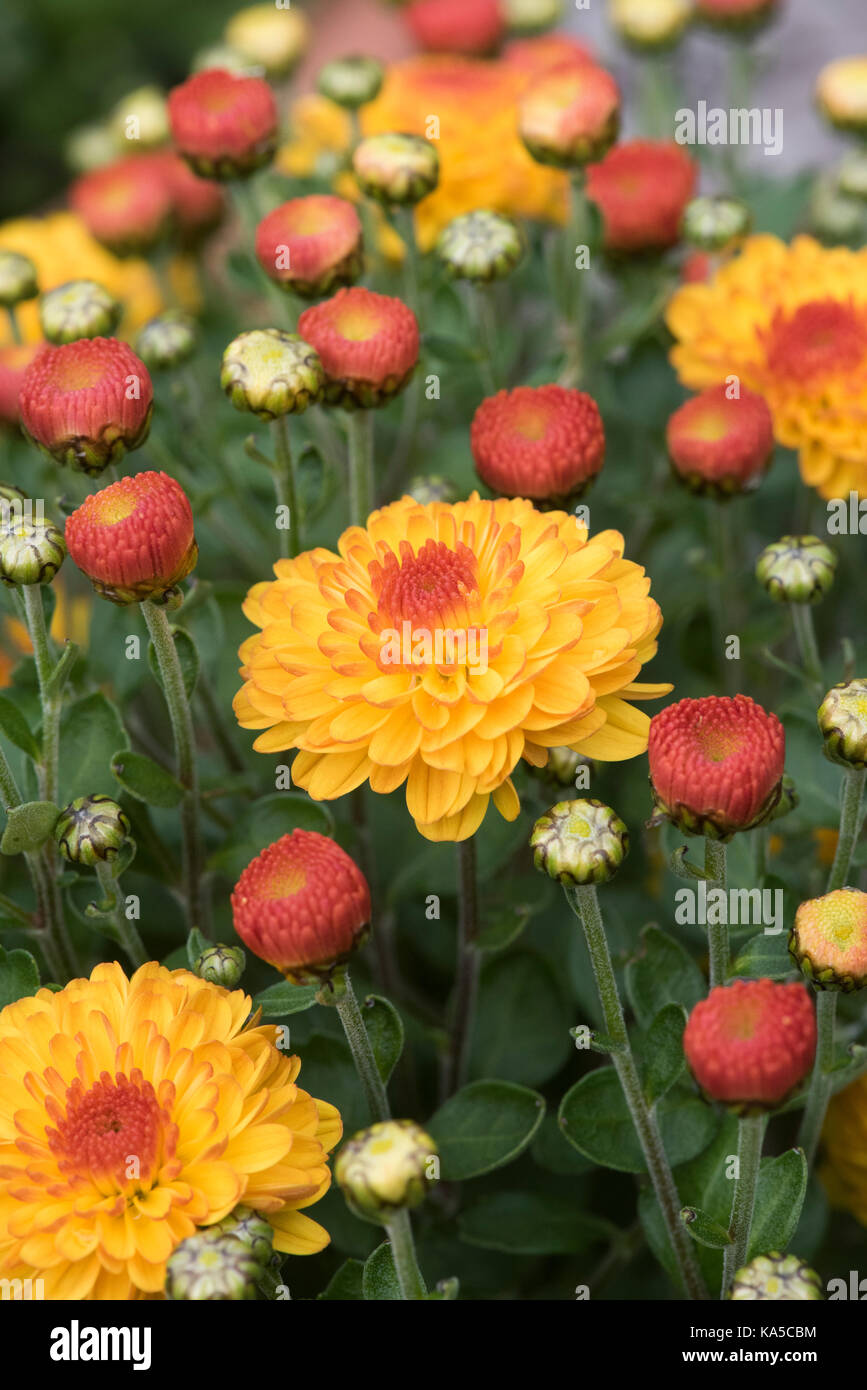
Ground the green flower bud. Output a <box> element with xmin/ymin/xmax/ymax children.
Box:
<box><xmin>538</xmin><ymin>746</ymin><xmax>593</xmax><ymax>789</ymax></box>
<box><xmin>530</xmin><ymin>798</ymin><xmax>628</xmax><ymax>885</ymax></box>
<box><xmin>194</xmin><ymin>944</ymin><xmax>246</xmax><ymax>989</ymax></box>
<box><xmin>436</xmin><ymin>211</ymin><xmax>525</xmax><ymax>283</ymax></box>
<box><xmin>504</xmin><ymin>0</ymin><xmax>564</xmax><ymax>35</ymax></box>
<box><xmin>221</xmin><ymin>329</ymin><xmax>326</xmax><ymax>421</ymax></box>
<box><xmin>808</xmin><ymin>174</ymin><xmax>866</xmax><ymax>244</ymax></box>
<box><xmin>681</xmin><ymin>195</ymin><xmax>752</xmax><ymax>252</ymax></box>
<box><xmin>0</xmin><ymin>251</ymin><xmax>38</xmax><ymax>308</ymax></box>
<box><xmin>837</xmin><ymin>151</ymin><xmax>867</xmax><ymax>202</ymax></box>
<box><xmin>55</xmin><ymin>794</ymin><xmax>130</xmax><ymax>867</ymax></box>
<box><xmin>39</xmin><ymin>280</ymin><xmax>122</xmax><ymax>345</ymax></box>
<box><xmin>352</xmin><ymin>134</ymin><xmax>439</xmax><ymax>207</ymax></box>
<box><xmin>110</xmin><ymin>85</ymin><xmax>170</xmax><ymax>152</ymax></box>
<box><xmin>406</xmin><ymin>474</ymin><xmax>459</xmax><ymax>505</ymax></box>
<box><xmin>336</xmin><ymin>1119</ymin><xmax>438</xmax><ymax>1223</ymax></box>
<box><xmin>136</xmin><ymin>313</ymin><xmax>197</xmax><ymax>371</ymax></box>
<box><xmin>729</xmin><ymin>1252</ymin><xmax>824</xmax><ymax>1301</ymax></box>
<box><xmin>609</xmin><ymin>0</ymin><xmax>692</xmax><ymax>50</ymax></box>
<box><xmin>0</xmin><ymin>514</ymin><xmax>66</xmax><ymax>586</ymax></box>
<box><xmin>818</xmin><ymin>679</ymin><xmax>867</xmax><ymax>769</ymax></box>
<box><xmin>317</xmin><ymin>56</ymin><xmax>384</xmax><ymax>110</ymax></box>
<box><xmin>212</xmin><ymin>1205</ymin><xmax>274</xmax><ymax>1266</ymax></box>
<box><xmin>769</xmin><ymin>773</ymin><xmax>798</xmax><ymax>822</ymax></box>
<box><xmin>166</xmin><ymin>1232</ymin><xmax>261</xmax><ymax>1301</ymax></box>
<box><xmin>65</xmin><ymin>123</ymin><xmax>118</xmax><ymax>175</ymax></box>
<box><xmin>756</xmin><ymin>535</ymin><xmax>837</xmax><ymax>605</ymax></box>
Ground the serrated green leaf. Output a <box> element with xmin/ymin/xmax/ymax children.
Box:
<box><xmin>361</xmin><ymin>994</ymin><xmax>404</xmax><ymax>1084</ymax></box>
<box><xmin>626</xmin><ymin>926</ymin><xmax>707</xmax><ymax>1029</ymax></box>
<box><xmin>0</xmin><ymin>694</ymin><xmax>39</xmax><ymax>760</ymax></box>
<box><xmin>111</xmin><ymin>749</ymin><xmax>185</xmax><ymax>808</ymax></box>
<box><xmin>680</xmin><ymin>1207</ymin><xmax>733</xmax><ymax>1249</ymax></box>
<box><xmin>458</xmin><ymin>1192</ymin><xmax>615</xmax><ymax>1255</ymax></box>
<box><xmin>427</xmin><ymin>1079</ymin><xmax>545</xmax><ymax>1180</ymax></box>
<box><xmin>0</xmin><ymin>943</ymin><xmax>39</xmax><ymax>1007</ymax></box>
<box><xmin>147</xmin><ymin>625</ymin><xmax>198</xmax><ymax>700</ymax></box>
<box><xmin>559</xmin><ymin>1069</ymin><xmax>718</xmax><ymax>1173</ymax></box>
<box><xmin>1</xmin><ymin>800</ymin><xmax>59</xmax><ymax>854</ymax></box>
<box><xmin>643</xmin><ymin>1003</ymin><xmax>687</xmax><ymax>1104</ymax></box>
<box><xmin>362</xmin><ymin>1243</ymin><xmax>402</xmax><ymax>1301</ymax></box>
<box><xmin>253</xmin><ymin>981</ymin><xmax>319</xmax><ymax>1016</ymax></box>
<box><xmin>747</xmin><ymin>1149</ymin><xmax>808</xmax><ymax>1262</ymax></box>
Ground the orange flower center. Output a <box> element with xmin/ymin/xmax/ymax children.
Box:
<box><xmin>52</xmin><ymin>357</ymin><xmax>108</xmax><ymax>392</ymax></box>
<box><xmin>513</xmin><ymin>405</ymin><xmax>551</xmax><ymax>441</ymax></box>
<box><xmin>46</xmin><ymin>1071</ymin><xmax>172</xmax><ymax>1186</ymax></box>
<box><xmin>332</xmin><ymin>301</ymin><xmax>382</xmax><ymax>342</ymax></box>
<box><xmin>262</xmin><ymin>862</ymin><xmax>308</xmax><ymax>898</ymax></box>
<box><xmin>372</xmin><ymin>538</ymin><xmax>478</xmax><ymax>627</ymax></box>
<box><xmin>90</xmin><ymin>490</ymin><xmax>139</xmax><ymax>526</ymax></box>
<box><xmin>764</xmin><ymin>299</ymin><xmax>867</xmax><ymax>384</ymax></box>
<box><xmin>682</xmin><ymin>408</ymin><xmax>730</xmax><ymax>444</ymax></box>
<box><xmin>693</xmin><ymin>723</ymin><xmax>742</xmax><ymax>762</ymax></box>
<box><xmin>721</xmin><ymin>998</ymin><xmax>761</xmax><ymax>1040</ymax></box>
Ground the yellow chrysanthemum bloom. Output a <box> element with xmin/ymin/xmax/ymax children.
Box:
<box><xmin>666</xmin><ymin>234</ymin><xmax>867</xmax><ymax>499</ymax></box>
<box><xmin>0</xmin><ymin>962</ymin><xmax>340</xmax><ymax>1299</ymax></box>
<box><xmin>275</xmin><ymin>93</ymin><xmax>353</xmax><ymax>179</ymax></box>
<box><xmin>822</xmin><ymin>1071</ymin><xmax>867</xmax><ymax>1224</ymax></box>
<box><xmin>234</xmin><ymin>494</ymin><xmax>668</xmax><ymax>841</ymax></box>
<box><xmin>361</xmin><ymin>56</ymin><xmax>569</xmax><ymax>251</ymax></box>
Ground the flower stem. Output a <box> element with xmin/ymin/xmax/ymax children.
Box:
<box><xmin>790</xmin><ymin>603</ymin><xmax>823</xmax><ymax>692</ymax></box>
<box><xmin>558</xmin><ymin>173</ymin><xmax>591</xmax><ymax>388</ymax></box>
<box><xmin>721</xmin><ymin>1112</ymin><xmax>765</xmax><ymax>1298</ymax></box>
<box><xmin>346</xmin><ymin>409</ymin><xmax>374</xmax><ymax>526</ymax></box>
<box><xmin>445</xmin><ymin>836</ymin><xmax>480</xmax><ymax>1098</ymax></box>
<box><xmin>384</xmin><ymin>1209</ymin><xmax>427</xmax><ymax>1300</ymax></box>
<box><xmin>395</xmin><ymin>207</ymin><xmax>420</xmax><ymax>318</ymax></box>
<box><xmin>6</xmin><ymin>306</ymin><xmax>21</xmax><ymax>345</ymax></box>
<box><xmin>142</xmin><ymin>600</ymin><xmax>207</xmax><ymax>933</ymax></box>
<box><xmin>796</xmin><ymin>989</ymin><xmax>837</xmax><ymax>1166</ymax></box>
<box><xmin>333</xmin><ymin>970</ymin><xmax>391</xmax><ymax>1122</ymax></box>
<box><xmin>270</xmin><ymin>415</ymin><xmax>299</xmax><ymax>558</ymax></box>
<box><xmin>566</xmin><ymin>884</ymin><xmax>709</xmax><ymax>1300</ymax></box>
<box><xmin>95</xmin><ymin>860</ymin><xmax>147</xmax><ymax>967</ymax></box>
<box><xmin>469</xmin><ymin>286</ymin><xmax>498</xmax><ymax>395</ymax></box>
<box><xmin>703</xmin><ymin>838</ymin><xmax>729</xmax><ymax>988</ymax></box>
<box><xmin>826</xmin><ymin>766</ymin><xmax>865</xmax><ymax>892</ymax></box>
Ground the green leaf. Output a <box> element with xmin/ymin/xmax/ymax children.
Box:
<box><xmin>361</xmin><ymin>994</ymin><xmax>404</xmax><ymax>1084</ymax></box>
<box><xmin>0</xmin><ymin>694</ymin><xmax>39</xmax><ymax>760</ymax></box>
<box><xmin>362</xmin><ymin>1242</ymin><xmax>402</xmax><ymax>1301</ymax></box>
<box><xmin>253</xmin><ymin>980</ymin><xmax>318</xmax><ymax>1016</ymax></box>
<box><xmin>559</xmin><ymin>1069</ymin><xmax>718</xmax><ymax>1173</ymax></box>
<box><xmin>249</xmin><ymin>792</ymin><xmax>334</xmax><ymax>842</ymax></box>
<box><xmin>730</xmin><ymin>930</ymin><xmax>795</xmax><ymax>980</ymax></box>
<box><xmin>111</xmin><ymin>749</ymin><xmax>185</xmax><ymax>808</ymax></box>
<box><xmin>747</xmin><ymin>1149</ymin><xmax>808</xmax><ymax>1262</ymax></box>
<box><xmin>427</xmin><ymin>1079</ymin><xmax>545</xmax><ymax>1181</ymax></box>
<box><xmin>643</xmin><ymin>1003</ymin><xmax>687</xmax><ymax>1104</ymax></box>
<box><xmin>458</xmin><ymin>1192</ymin><xmax>615</xmax><ymax>1255</ymax></box>
<box><xmin>0</xmin><ymin>943</ymin><xmax>39</xmax><ymax>1007</ymax></box>
<box><xmin>680</xmin><ymin>1207</ymin><xmax>733</xmax><ymax>1249</ymax></box>
<box><xmin>422</xmin><ymin>333</ymin><xmax>483</xmax><ymax>363</ymax></box>
<box><xmin>531</xmin><ymin>1112</ymin><xmax>594</xmax><ymax>1176</ymax></box>
<box><xmin>317</xmin><ymin>1259</ymin><xmax>365</xmax><ymax>1301</ymax></box>
<box><xmin>477</xmin><ymin>902</ymin><xmax>531</xmax><ymax>953</ymax></box>
<box><xmin>1</xmin><ymin>800</ymin><xmax>59</xmax><ymax>854</ymax></box>
<box><xmin>185</xmin><ymin>928</ymin><xmax>210</xmax><ymax>969</ymax></box>
<box><xmin>147</xmin><ymin>625</ymin><xmax>199</xmax><ymax>699</ymax></box>
<box><xmin>470</xmin><ymin>950</ymin><xmax>572</xmax><ymax>1087</ymax></box>
<box><xmin>59</xmin><ymin>693</ymin><xmax>129</xmax><ymax>804</ymax></box>
<box><xmin>626</xmin><ymin>926</ymin><xmax>707</xmax><ymax>1029</ymax></box>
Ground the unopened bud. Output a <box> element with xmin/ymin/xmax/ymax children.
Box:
<box><xmin>818</xmin><ymin>679</ymin><xmax>867</xmax><ymax>770</ymax></box>
<box><xmin>0</xmin><ymin>515</ymin><xmax>66</xmax><ymax>587</ymax></box>
<box><xmin>756</xmin><ymin>535</ymin><xmax>836</xmax><ymax>605</ymax></box>
<box><xmin>39</xmin><ymin>280</ymin><xmax>121</xmax><ymax>345</ymax></box>
<box><xmin>55</xmin><ymin>794</ymin><xmax>130</xmax><ymax>867</ymax></box>
<box><xmin>729</xmin><ymin>1252</ymin><xmax>824</xmax><ymax>1301</ymax></box>
<box><xmin>194</xmin><ymin>944</ymin><xmax>246</xmax><ymax>989</ymax></box>
<box><xmin>530</xmin><ymin>798</ymin><xmax>628</xmax><ymax>885</ymax></box>
<box><xmin>336</xmin><ymin>1119</ymin><xmax>438</xmax><ymax>1222</ymax></box>
<box><xmin>165</xmin><ymin>1232</ymin><xmax>261</xmax><ymax>1301</ymax></box>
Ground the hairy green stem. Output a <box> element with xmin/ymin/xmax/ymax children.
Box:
<box><xmin>797</xmin><ymin>990</ymin><xmax>837</xmax><ymax>1166</ymax></box>
<box><xmin>270</xmin><ymin>415</ymin><xmax>299</xmax><ymax>558</ymax></box>
<box><xmin>721</xmin><ymin>1113</ymin><xmax>765</xmax><ymax>1297</ymax></box>
<box><xmin>826</xmin><ymin>766</ymin><xmax>865</xmax><ymax>892</ymax></box>
<box><xmin>333</xmin><ymin>971</ymin><xmax>391</xmax><ymax>1123</ymax></box>
<box><xmin>703</xmin><ymin>838</ymin><xmax>729</xmax><ymax>988</ymax></box>
<box><xmin>346</xmin><ymin>410</ymin><xmax>374</xmax><ymax>526</ymax></box>
<box><xmin>470</xmin><ymin>286</ymin><xmax>498</xmax><ymax>395</ymax></box>
<box><xmin>445</xmin><ymin>837</ymin><xmax>480</xmax><ymax>1098</ymax></box>
<box><xmin>790</xmin><ymin>603</ymin><xmax>823</xmax><ymax>691</ymax></box>
<box><xmin>385</xmin><ymin>1209</ymin><xmax>427</xmax><ymax>1300</ymax></box>
<box><xmin>95</xmin><ymin>860</ymin><xmax>147</xmax><ymax>967</ymax></box>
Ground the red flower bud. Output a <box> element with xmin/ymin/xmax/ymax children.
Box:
<box><xmin>70</xmin><ymin>155</ymin><xmax>173</xmax><ymax>256</ymax></box>
<box><xmin>667</xmin><ymin>384</ymin><xmax>774</xmax><ymax>497</ymax></box>
<box><xmin>471</xmin><ymin>384</ymin><xmax>605</xmax><ymax>505</ymax></box>
<box><xmin>158</xmin><ymin>152</ymin><xmax>226</xmax><ymax>248</ymax></box>
<box><xmin>519</xmin><ymin>60</ymin><xmax>621</xmax><ymax>169</ymax></box>
<box><xmin>297</xmin><ymin>287</ymin><xmax>419</xmax><ymax>409</ymax></box>
<box><xmin>19</xmin><ymin>338</ymin><xmax>153</xmax><ymax>476</ymax></box>
<box><xmin>255</xmin><ymin>196</ymin><xmax>363</xmax><ymax>299</ymax></box>
<box><xmin>406</xmin><ymin>0</ymin><xmax>505</xmax><ymax>56</ymax></box>
<box><xmin>587</xmin><ymin>139</ymin><xmax>698</xmax><ymax>252</ymax></box>
<box><xmin>0</xmin><ymin>344</ymin><xmax>40</xmax><ymax>427</ymax></box>
<box><xmin>231</xmin><ymin>831</ymin><xmax>371</xmax><ymax>985</ymax></box>
<box><xmin>65</xmin><ymin>470</ymin><xmax>197</xmax><ymax>604</ymax></box>
<box><xmin>168</xmin><ymin>68</ymin><xmax>278</xmax><ymax>179</ymax></box>
<box><xmin>684</xmin><ymin>979</ymin><xmax>816</xmax><ymax>1111</ymax></box>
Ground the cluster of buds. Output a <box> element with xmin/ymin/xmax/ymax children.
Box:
<box><xmin>530</xmin><ymin>798</ymin><xmax>628</xmax><ymax>886</ymax></box>
<box><xmin>336</xmin><ymin>1120</ymin><xmax>438</xmax><ymax>1222</ymax></box>
<box><xmin>55</xmin><ymin>794</ymin><xmax>130</xmax><ymax>867</ymax></box>
<box><xmin>729</xmin><ymin>1253</ymin><xmax>824</xmax><ymax>1301</ymax></box>
<box><xmin>756</xmin><ymin>536</ymin><xmax>837</xmax><ymax>606</ymax></box>
<box><xmin>221</xmin><ymin>329</ymin><xmax>326</xmax><ymax>420</ymax></box>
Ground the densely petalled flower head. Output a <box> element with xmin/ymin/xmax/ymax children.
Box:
<box><xmin>666</xmin><ymin>384</ymin><xmax>774</xmax><ymax>497</ymax></box>
<box><xmin>518</xmin><ymin>60</ymin><xmax>620</xmax><ymax>169</ymax></box>
<box><xmin>231</xmin><ymin>831</ymin><xmax>371</xmax><ymax>985</ymax></box>
<box><xmin>684</xmin><ymin>979</ymin><xmax>817</xmax><ymax>1111</ymax></box>
<box><xmin>648</xmin><ymin>694</ymin><xmax>785</xmax><ymax>839</ymax></box>
<box><xmin>110</xmin><ymin>85</ymin><xmax>170</xmax><ymax>151</ymax></box>
<box><xmin>436</xmin><ymin>210</ymin><xmax>524</xmax><ymax>282</ymax></box>
<box><xmin>406</xmin><ymin>0</ymin><xmax>505</xmax><ymax>54</ymax></box>
<box><xmin>317</xmin><ymin>56</ymin><xmax>385</xmax><ymax>110</ymax></box>
<box><xmin>0</xmin><ymin>251</ymin><xmax>38</xmax><ymax>308</ymax></box>
<box><xmin>666</xmin><ymin>235</ymin><xmax>867</xmax><ymax>500</ymax></box>
<box><xmin>212</xmin><ymin>1204</ymin><xmax>274</xmax><ymax>1266</ymax></box>
<box><xmin>55</xmin><ymin>793</ymin><xmax>130</xmax><ymax>866</ymax></box>
<box><xmin>0</xmin><ymin>345</ymin><xmax>40</xmax><ymax>427</ymax></box>
<box><xmin>297</xmin><ymin>288</ymin><xmax>419</xmax><ymax>409</ymax></box>
<box><xmin>681</xmin><ymin>195</ymin><xmax>752</xmax><ymax>252</ymax></box>
<box><xmin>336</xmin><ymin>1120</ymin><xmax>437</xmax><ymax>1221</ymax></box>
<box><xmin>471</xmin><ymin>385</ymin><xmax>605</xmax><ymax>505</ymax></box>
<box><xmin>352</xmin><ymin>134</ymin><xmax>440</xmax><ymax>207</ymax></box>
<box><xmin>608</xmin><ymin>0</ymin><xmax>693</xmax><ymax>49</ymax></box>
<box><xmin>221</xmin><ymin>329</ymin><xmax>326</xmax><ymax>420</ymax></box>
<box><xmin>255</xmin><ymin>196</ymin><xmax>364</xmax><ymax>299</ymax></box>
<box><xmin>136</xmin><ymin>312</ymin><xmax>197</xmax><ymax>372</ymax></box>
<box><xmin>695</xmin><ymin>0</ymin><xmax>780</xmax><ymax>29</ymax></box>
<box><xmin>225</xmin><ymin>3</ymin><xmax>310</xmax><ymax>78</ymax></box>
<box><xmin>407</xmin><ymin>474</ymin><xmax>460</xmax><ymax>505</ymax></box>
<box><xmin>193</xmin><ymin>945</ymin><xmax>246</xmax><ymax>990</ymax></box>
<box><xmin>69</xmin><ymin>155</ymin><xmax>173</xmax><ymax>256</ymax></box>
<box><xmin>65</xmin><ymin>470</ymin><xmax>197</xmax><ymax>605</ymax></box>
<box><xmin>791</xmin><ymin>889</ymin><xmax>867</xmax><ymax>993</ymax></box>
<box><xmin>530</xmin><ymin>797</ymin><xmax>628</xmax><ymax>885</ymax></box>
<box><xmin>816</xmin><ymin>56</ymin><xmax>867</xmax><ymax>135</ymax></box>
<box><xmin>39</xmin><ymin>279</ymin><xmax>121</xmax><ymax>345</ymax></box>
<box><xmin>587</xmin><ymin>139</ymin><xmax>697</xmax><ymax>252</ymax></box>
<box><xmin>168</xmin><ymin>69</ymin><xmax>278</xmax><ymax>179</ymax></box>
<box><xmin>233</xmin><ymin>494</ymin><xmax>668</xmax><ymax>841</ymax></box>
<box><xmin>503</xmin><ymin>0</ymin><xmax>563</xmax><ymax>35</ymax></box>
<box><xmin>0</xmin><ymin>514</ymin><xmax>65</xmax><ymax>587</ymax></box>
<box><xmin>166</xmin><ymin>1231</ymin><xmax>260</xmax><ymax>1300</ymax></box>
<box><xmin>0</xmin><ymin>961</ymin><xmax>341</xmax><ymax>1298</ymax></box>
<box><xmin>729</xmin><ymin>1253</ymin><xmax>824</xmax><ymax>1301</ymax></box>
<box><xmin>756</xmin><ymin>535</ymin><xmax>837</xmax><ymax>606</ymax></box>
<box><xmin>19</xmin><ymin>338</ymin><xmax>153</xmax><ymax>476</ymax></box>
<box><xmin>822</xmin><ymin>1072</ymin><xmax>867</xmax><ymax>1224</ymax></box>
<box><xmin>158</xmin><ymin>152</ymin><xmax>226</xmax><ymax>248</ymax></box>
<box><xmin>818</xmin><ymin>679</ymin><xmax>867</xmax><ymax>769</ymax></box>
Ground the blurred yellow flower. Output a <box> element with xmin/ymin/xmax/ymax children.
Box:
<box><xmin>822</xmin><ymin>1071</ymin><xmax>867</xmax><ymax>1225</ymax></box>
<box><xmin>275</xmin><ymin>93</ymin><xmax>353</xmax><ymax>179</ymax></box>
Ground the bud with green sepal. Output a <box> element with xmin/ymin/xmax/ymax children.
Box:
<box><xmin>790</xmin><ymin>888</ymin><xmax>867</xmax><ymax>993</ymax></box>
<box><xmin>211</xmin><ymin>1205</ymin><xmax>274</xmax><ymax>1267</ymax></box>
<box><xmin>317</xmin><ymin>56</ymin><xmax>384</xmax><ymax>110</ymax></box>
<box><xmin>756</xmin><ymin>535</ymin><xmax>836</xmax><ymax>605</ymax></box>
<box><xmin>165</xmin><ymin>1231</ymin><xmax>262</xmax><ymax>1301</ymax></box>
<box><xmin>504</xmin><ymin>0</ymin><xmax>564</xmax><ymax>36</ymax></box>
<box><xmin>729</xmin><ymin>1251</ymin><xmax>824</xmax><ymax>1301</ymax></box>
<box><xmin>55</xmin><ymin>794</ymin><xmax>131</xmax><ymax>867</ymax></box>
<box><xmin>221</xmin><ymin>329</ymin><xmax>325</xmax><ymax>421</ymax></box>
<box><xmin>0</xmin><ymin>514</ymin><xmax>66</xmax><ymax>587</ymax></box>
<box><xmin>39</xmin><ymin>280</ymin><xmax>121</xmax><ymax>345</ymax></box>
<box><xmin>681</xmin><ymin>195</ymin><xmax>752</xmax><ymax>252</ymax></box>
<box><xmin>530</xmin><ymin>798</ymin><xmax>628</xmax><ymax>885</ymax></box>
<box><xmin>818</xmin><ymin>679</ymin><xmax>867</xmax><ymax>769</ymax></box>
<box><xmin>194</xmin><ymin>943</ymin><xmax>246</xmax><ymax>989</ymax></box>
<box><xmin>609</xmin><ymin>0</ymin><xmax>692</xmax><ymax>50</ymax></box>
<box><xmin>769</xmin><ymin>773</ymin><xmax>798</xmax><ymax>822</ymax></box>
<box><xmin>136</xmin><ymin>313</ymin><xmax>197</xmax><ymax>372</ymax></box>
<box><xmin>436</xmin><ymin>211</ymin><xmax>525</xmax><ymax>283</ymax></box>
<box><xmin>0</xmin><ymin>251</ymin><xmax>38</xmax><ymax>309</ymax></box>
<box><xmin>336</xmin><ymin>1120</ymin><xmax>438</xmax><ymax>1224</ymax></box>
<box><xmin>352</xmin><ymin>133</ymin><xmax>439</xmax><ymax>207</ymax></box>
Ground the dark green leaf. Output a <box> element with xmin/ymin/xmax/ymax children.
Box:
<box><xmin>427</xmin><ymin>1079</ymin><xmax>546</xmax><ymax>1180</ymax></box>
<box><xmin>643</xmin><ymin>1003</ymin><xmax>687</xmax><ymax>1104</ymax></box>
<box><xmin>59</xmin><ymin>693</ymin><xmax>129</xmax><ymax>804</ymax></box>
<box><xmin>147</xmin><ymin>625</ymin><xmax>198</xmax><ymax>699</ymax></box>
<box><xmin>249</xmin><ymin>792</ymin><xmax>335</xmax><ymax>843</ymax></box>
<box><xmin>186</xmin><ymin>928</ymin><xmax>210</xmax><ymax>969</ymax></box>
<box><xmin>253</xmin><ymin>981</ymin><xmax>318</xmax><ymax>1016</ymax></box>
<box><xmin>362</xmin><ymin>1243</ymin><xmax>402</xmax><ymax>1301</ymax></box>
<box><xmin>470</xmin><ymin>950</ymin><xmax>572</xmax><ymax>1087</ymax></box>
<box><xmin>731</xmin><ymin>930</ymin><xmax>795</xmax><ymax>980</ymax></box>
<box><xmin>680</xmin><ymin>1207</ymin><xmax>733</xmax><ymax>1249</ymax></box>
<box><xmin>458</xmin><ymin>1192</ymin><xmax>615</xmax><ymax>1255</ymax></box>
<box><xmin>361</xmin><ymin>994</ymin><xmax>404</xmax><ymax>1084</ymax></box>
<box><xmin>626</xmin><ymin>926</ymin><xmax>707</xmax><ymax>1029</ymax></box>
<box><xmin>317</xmin><ymin>1259</ymin><xmax>364</xmax><ymax>1301</ymax></box>
<box><xmin>111</xmin><ymin>749</ymin><xmax>185</xmax><ymax>808</ymax></box>
<box><xmin>559</xmin><ymin>1069</ymin><xmax>718</xmax><ymax>1173</ymax></box>
<box><xmin>0</xmin><ymin>943</ymin><xmax>39</xmax><ymax>1007</ymax></box>
<box><xmin>1</xmin><ymin>800</ymin><xmax>59</xmax><ymax>854</ymax></box>
<box><xmin>477</xmin><ymin>902</ymin><xmax>531</xmax><ymax>953</ymax></box>
<box><xmin>748</xmin><ymin>1149</ymin><xmax>808</xmax><ymax>1262</ymax></box>
<box><xmin>0</xmin><ymin>694</ymin><xmax>39</xmax><ymax>760</ymax></box>
<box><xmin>422</xmin><ymin>333</ymin><xmax>483</xmax><ymax>363</ymax></box>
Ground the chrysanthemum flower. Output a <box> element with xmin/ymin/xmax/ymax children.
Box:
<box><xmin>405</xmin><ymin>0</ymin><xmax>505</xmax><ymax>55</ymax></box>
<box><xmin>168</xmin><ymin>69</ymin><xmax>278</xmax><ymax>179</ymax></box>
<box><xmin>666</xmin><ymin>235</ymin><xmax>867</xmax><ymax>498</ymax></box>
<box><xmin>0</xmin><ymin>344</ymin><xmax>40</xmax><ymax>426</ymax></box>
<box><xmin>822</xmin><ymin>1072</ymin><xmax>867</xmax><ymax>1224</ymax></box>
<box><xmin>158</xmin><ymin>152</ymin><xmax>225</xmax><ymax>248</ymax></box>
<box><xmin>297</xmin><ymin>287</ymin><xmax>419</xmax><ymax>409</ymax></box>
<box><xmin>791</xmin><ymin>888</ymin><xmax>867</xmax><ymax>992</ymax></box>
<box><xmin>255</xmin><ymin>196</ymin><xmax>363</xmax><ymax>299</ymax></box>
<box><xmin>816</xmin><ymin>56</ymin><xmax>867</xmax><ymax>135</ymax></box>
<box><xmin>502</xmin><ymin>34</ymin><xmax>595</xmax><ymax>78</ymax></box>
<box><xmin>684</xmin><ymin>978</ymin><xmax>816</xmax><ymax>1109</ymax></box>
<box><xmin>586</xmin><ymin>139</ymin><xmax>697</xmax><ymax>252</ymax></box>
<box><xmin>234</xmin><ymin>494</ymin><xmax>668</xmax><ymax>841</ymax></box>
<box><xmin>666</xmin><ymin>383</ymin><xmax>774</xmax><ymax>497</ymax></box>
<box><xmin>519</xmin><ymin>60</ymin><xmax>621</xmax><ymax>169</ymax></box>
<box><xmin>471</xmin><ymin>385</ymin><xmax>605</xmax><ymax>505</ymax></box>
<box><xmin>66</xmin><ymin>470</ymin><xmax>197</xmax><ymax>604</ymax></box>
<box><xmin>70</xmin><ymin>155</ymin><xmax>173</xmax><ymax>257</ymax></box>
<box><xmin>232</xmin><ymin>831</ymin><xmax>371</xmax><ymax>984</ymax></box>
<box><xmin>19</xmin><ymin>337</ymin><xmax>153</xmax><ymax>476</ymax></box>
<box><xmin>695</xmin><ymin>0</ymin><xmax>779</xmax><ymax>28</ymax></box>
<box><xmin>609</xmin><ymin>0</ymin><xmax>693</xmax><ymax>49</ymax></box>
<box><xmin>224</xmin><ymin>3</ymin><xmax>310</xmax><ymax>78</ymax></box>
<box><xmin>352</xmin><ymin>134</ymin><xmax>440</xmax><ymax>207</ymax></box>
<box><xmin>648</xmin><ymin>694</ymin><xmax>785</xmax><ymax>839</ymax></box>
<box><xmin>0</xmin><ymin>961</ymin><xmax>341</xmax><ymax>1299</ymax></box>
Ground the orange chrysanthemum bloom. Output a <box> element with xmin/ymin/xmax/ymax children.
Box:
<box><xmin>66</xmin><ymin>470</ymin><xmax>197</xmax><ymax>605</ymax></box>
<box><xmin>502</xmin><ymin>35</ymin><xmax>595</xmax><ymax>78</ymax></box>
<box><xmin>168</xmin><ymin>69</ymin><xmax>278</xmax><ymax>179</ymax></box>
<box><xmin>234</xmin><ymin>494</ymin><xmax>668</xmax><ymax>841</ymax></box>
<box><xmin>297</xmin><ymin>287</ymin><xmax>418</xmax><ymax>408</ymax></box>
<box><xmin>666</xmin><ymin>383</ymin><xmax>774</xmax><ymax>497</ymax></box>
<box><xmin>586</xmin><ymin>139</ymin><xmax>697</xmax><ymax>252</ymax></box>
<box><xmin>0</xmin><ymin>962</ymin><xmax>341</xmax><ymax>1299</ymax></box>
<box><xmin>256</xmin><ymin>196</ymin><xmax>363</xmax><ymax>299</ymax></box>
<box><xmin>406</xmin><ymin>0</ymin><xmax>504</xmax><ymax>54</ymax></box>
<box><xmin>471</xmin><ymin>385</ymin><xmax>605</xmax><ymax>504</ymax></box>
<box><xmin>70</xmin><ymin>155</ymin><xmax>174</xmax><ymax>257</ymax></box>
<box><xmin>666</xmin><ymin>235</ymin><xmax>867</xmax><ymax>499</ymax></box>
<box><xmin>361</xmin><ymin>54</ymin><xmax>569</xmax><ymax>250</ymax></box>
